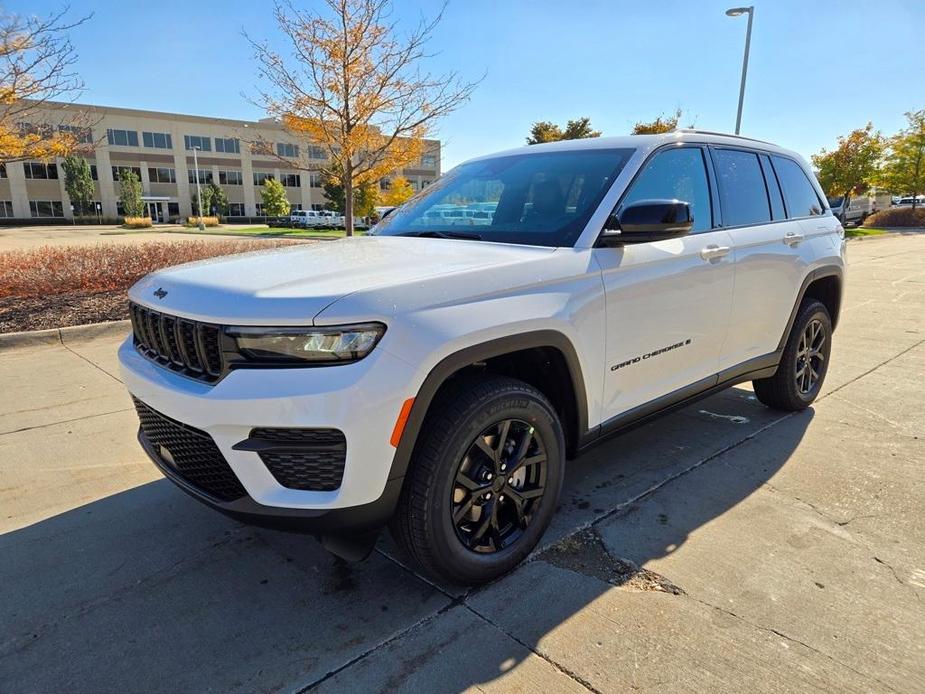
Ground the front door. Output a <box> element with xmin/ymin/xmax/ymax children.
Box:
<box><xmin>593</xmin><ymin>145</ymin><xmax>735</xmax><ymax>422</ymax></box>
<box><xmin>145</xmin><ymin>202</ymin><xmax>163</xmax><ymax>223</ymax></box>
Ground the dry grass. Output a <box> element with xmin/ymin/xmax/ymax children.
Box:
<box><xmin>186</xmin><ymin>216</ymin><xmax>221</xmax><ymax>227</ymax></box>
<box><xmin>0</xmin><ymin>239</ymin><xmax>298</xmax><ymax>300</ymax></box>
<box><xmin>864</xmin><ymin>206</ymin><xmax>925</xmax><ymax>228</ymax></box>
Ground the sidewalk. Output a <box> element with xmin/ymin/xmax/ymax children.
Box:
<box><xmin>1</xmin><ymin>234</ymin><xmax>923</xmax><ymax>692</ymax></box>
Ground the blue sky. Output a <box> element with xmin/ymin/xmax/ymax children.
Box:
<box><xmin>13</xmin><ymin>0</ymin><xmax>925</xmax><ymax>169</ymax></box>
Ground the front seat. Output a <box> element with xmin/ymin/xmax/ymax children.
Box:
<box><xmin>524</xmin><ymin>179</ymin><xmax>565</xmax><ymax>225</ymax></box>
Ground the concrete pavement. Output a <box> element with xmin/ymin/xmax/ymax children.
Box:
<box><xmin>1</xmin><ymin>234</ymin><xmax>922</xmax><ymax>692</ymax></box>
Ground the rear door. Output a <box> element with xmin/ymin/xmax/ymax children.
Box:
<box><xmin>719</xmin><ymin>150</ymin><xmax>826</xmax><ymax>368</ymax></box>
<box><xmin>594</xmin><ymin>145</ymin><xmax>736</xmax><ymax>420</ymax></box>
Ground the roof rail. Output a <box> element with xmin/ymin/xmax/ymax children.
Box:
<box><xmin>673</xmin><ymin>129</ymin><xmax>776</xmax><ymax>146</ymax></box>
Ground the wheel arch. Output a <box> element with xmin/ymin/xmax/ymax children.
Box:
<box><xmin>777</xmin><ymin>266</ymin><xmax>844</xmax><ymax>353</ymax></box>
<box><xmin>388</xmin><ymin>330</ymin><xmax>590</xmax><ymax>484</ymax></box>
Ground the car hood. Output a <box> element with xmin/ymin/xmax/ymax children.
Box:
<box><xmin>128</xmin><ymin>236</ymin><xmax>557</xmax><ymax>324</ymax></box>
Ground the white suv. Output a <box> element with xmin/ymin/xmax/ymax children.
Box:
<box><xmin>121</xmin><ymin>131</ymin><xmax>845</xmax><ymax>584</ymax></box>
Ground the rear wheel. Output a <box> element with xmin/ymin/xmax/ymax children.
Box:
<box><xmin>753</xmin><ymin>300</ymin><xmax>832</xmax><ymax>411</ymax></box>
<box><xmin>391</xmin><ymin>375</ymin><xmax>564</xmax><ymax>584</ymax></box>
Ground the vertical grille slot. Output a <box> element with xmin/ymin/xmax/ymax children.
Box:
<box><xmin>199</xmin><ymin>325</ymin><xmax>223</xmax><ymax>376</ymax></box>
<box><xmin>161</xmin><ymin>315</ymin><xmax>183</xmax><ymax>365</ymax></box>
<box><xmin>178</xmin><ymin>320</ymin><xmax>204</xmax><ymax>373</ymax></box>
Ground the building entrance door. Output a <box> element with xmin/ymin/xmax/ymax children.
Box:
<box><xmin>146</xmin><ymin>202</ymin><xmax>163</xmax><ymax>222</ymax></box>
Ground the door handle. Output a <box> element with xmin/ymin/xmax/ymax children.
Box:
<box><xmin>784</xmin><ymin>231</ymin><xmax>805</xmax><ymax>246</ymax></box>
<box><xmin>700</xmin><ymin>244</ymin><xmax>730</xmax><ymax>261</ymax></box>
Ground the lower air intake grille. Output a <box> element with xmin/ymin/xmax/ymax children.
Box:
<box><xmin>133</xmin><ymin>397</ymin><xmax>247</xmax><ymax>502</ymax></box>
<box><xmin>248</xmin><ymin>428</ymin><xmax>347</xmax><ymax>492</ymax></box>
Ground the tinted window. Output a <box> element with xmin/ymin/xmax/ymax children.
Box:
<box><xmin>620</xmin><ymin>147</ymin><xmax>712</xmax><ymax>232</ymax></box>
<box><xmin>373</xmin><ymin>148</ymin><xmax>634</xmax><ymax>247</ymax></box>
<box><xmin>759</xmin><ymin>154</ymin><xmax>786</xmax><ymax>220</ymax></box>
<box><xmin>772</xmin><ymin>156</ymin><xmax>824</xmax><ymax>217</ymax></box>
<box><xmin>713</xmin><ymin>149</ymin><xmax>771</xmax><ymax>226</ymax></box>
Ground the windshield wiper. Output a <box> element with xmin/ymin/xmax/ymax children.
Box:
<box><xmin>398</xmin><ymin>230</ymin><xmax>483</xmax><ymax>241</ymax></box>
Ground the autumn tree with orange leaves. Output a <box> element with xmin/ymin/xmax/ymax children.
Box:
<box><xmin>0</xmin><ymin>6</ymin><xmax>92</xmax><ymax>163</ymax></box>
<box><xmin>249</xmin><ymin>0</ymin><xmax>477</xmax><ymax>235</ymax></box>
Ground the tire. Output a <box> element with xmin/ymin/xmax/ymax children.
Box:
<box><xmin>390</xmin><ymin>374</ymin><xmax>565</xmax><ymax>584</ymax></box>
<box><xmin>753</xmin><ymin>300</ymin><xmax>832</xmax><ymax>411</ymax></box>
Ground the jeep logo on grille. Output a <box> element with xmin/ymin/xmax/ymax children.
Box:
<box><xmin>153</xmin><ymin>287</ymin><xmax>168</xmax><ymax>299</ymax></box>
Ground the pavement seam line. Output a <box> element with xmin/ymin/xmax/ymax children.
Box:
<box><xmin>686</xmin><ymin>595</ymin><xmax>902</xmax><ymax>693</ymax></box>
<box><xmin>292</xmin><ymin>601</ymin><xmax>462</xmax><ymax>693</ymax></box>
<box><xmin>59</xmin><ymin>338</ymin><xmax>124</xmax><ymax>384</ymax></box>
<box><xmin>460</xmin><ymin>601</ymin><xmax>602</xmax><ymax>694</ymax></box>
<box><xmin>0</xmin><ymin>407</ymin><xmax>134</xmax><ymax>437</ymax></box>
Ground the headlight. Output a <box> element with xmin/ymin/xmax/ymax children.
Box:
<box><xmin>227</xmin><ymin>323</ymin><xmax>386</xmax><ymax>364</ymax></box>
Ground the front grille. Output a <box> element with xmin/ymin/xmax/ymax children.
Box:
<box><xmin>248</xmin><ymin>428</ymin><xmax>347</xmax><ymax>492</ymax></box>
<box><xmin>130</xmin><ymin>302</ymin><xmax>224</xmax><ymax>382</ymax></box>
<box><xmin>133</xmin><ymin>397</ymin><xmax>247</xmax><ymax>502</ymax></box>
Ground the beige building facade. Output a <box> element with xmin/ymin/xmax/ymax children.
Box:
<box><xmin>1</xmin><ymin>102</ymin><xmax>441</xmax><ymax>221</ymax></box>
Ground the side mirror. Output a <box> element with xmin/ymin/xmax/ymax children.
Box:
<box><xmin>598</xmin><ymin>199</ymin><xmax>694</xmax><ymax>246</ymax></box>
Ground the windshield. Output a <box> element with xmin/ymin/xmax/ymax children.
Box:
<box><xmin>827</xmin><ymin>196</ymin><xmax>844</xmax><ymax>207</ymax></box>
<box><xmin>371</xmin><ymin>148</ymin><xmax>634</xmax><ymax>247</ymax></box>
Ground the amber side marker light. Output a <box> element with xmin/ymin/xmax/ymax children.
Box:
<box><xmin>390</xmin><ymin>398</ymin><xmax>416</xmax><ymax>447</ymax></box>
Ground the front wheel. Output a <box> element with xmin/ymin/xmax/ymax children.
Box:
<box><xmin>390</xmin><ymin>375</ymin><xmax>565</xmax><ymax>584</ymax></box>
<box><xmin>753</xmin><ymin>300</ymin><xmax>832</xmax><ymax>411</ymax></box>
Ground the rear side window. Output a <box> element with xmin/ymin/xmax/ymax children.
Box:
<box><xmin>713</xmin><ymin>149</ymin><xmax>771</xmax><ymax>227</ymax></box>
<box><xmin>771</xmin><ymin>156</ymin><xmax>824</xmax><ymax>217</ymax></box>
<box><xmin>621</xmin><ymin>147</ymin><xmax>713</xmax><ymax>232</ymax></box>
<box><xmin>759</xmin><ymin>154</ymin><xmax>786</xmax><ymax>220</ymax></box>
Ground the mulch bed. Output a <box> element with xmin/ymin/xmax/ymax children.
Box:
<box><xmin>0</xmin><ymin>290</ymin><xmax>129</xmax><ymax>333</ymax></box>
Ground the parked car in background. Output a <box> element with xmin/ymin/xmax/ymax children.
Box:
<box><xmin>827</xmin><ymin>196</ymin><xmax>871</xmax><ymax>226</ymax></box>
<box><xmin>895</xmin><ymin>195</ymin><xmax>925</xmax><ymax>207</ymax></box>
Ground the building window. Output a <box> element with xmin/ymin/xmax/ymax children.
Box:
<box><xmin>24</xmin><ymin>162</ymin><xmax>59</xmax><ymax>179</ymax></box>
<box><xmin>290</xmin><ymin>203</ymin><xmax>303</xmax><ymax>211</ymax></box>
<box><xmin>29</xmin><ymin>200</ymin><xmax>65</xmax><ymax>218</ymax></box>
<box><xmin>215</xmin><ymin>137</ymin><xmax>240</xmax><ymax>154</ymax></box>
<box><xmin>279</xmin><ymin>173</ymin><xmax>300</xmax><ymax>187</ymax></box>
<box><xmin>379</xmin><ymin>178</ymin><xmax>391</xmax><ymax>190</ymax></box>
<box><xmin>277</xmin><ymin>142</ymin><xmax>299</xmax><ymax>158</ymax></box>
<box><xmin>219</xmin><ymin>170</ymin><xmax>243</xmax><ymax>185</ymax></box>
<box><xmin>90</xmin><ymin>164</ymin><xmax>98</xmax><ymax>180</ymax></box>
<box><xmin>188</xmin><ymin>169</ymin><xmax>213</xmax><ymax>184</ymax></box>
<box><xmin>142</xmin><ymin>131</ymin><xmax>173</xmax><ymax>149</ymax></box>
<box><xmin>167</xmin><ymin>202</ymin><xmax>180</xmax><ymax>218</ymax></box>
<box><xmin>421</xmin><ymin>154</ymin><xmax>437</xmax><ymax>168</ymax></box>
<box><xmin>307</xmin><ymin>145</ymin><xmax>328</xmax><ymax>160</ymax></box>
<box><xmin>421</xmin><ymin>180</ymin><xmax>431</xmax><ymax>187</ymax></box>
<box><xmin>255</xmin><ymin>203</ymin><xmax>265</xmax><ymax>215</ymax></box>
<box><xmin>309</xmin><ymin>172</ymin><xmax>323</xmax><ymax>188</ymax></box>
<box><xmin>148</xmin><ymin>167</ymin><xmax>176</xmax><ymax>183</ymax></box>
<box><xmin>112</xmin><ymin>166</ymin><xmax>142</xmax><ymax>181</ymax></box>
<box><xmin>0</xmin><ymin>201</ymin><xmax>13</xmax><ymax>217</ymax></box>
<box><xmin>253</xmin><ymin>172</ymin><xmax>274</xmax><ymax>186</ymax></box>
<box><xmin>183</xmin><ymin>134</ymin><xmax>211</xmax><ymax>151</ymax></box>
<box><xmin>227</xmin><ymin>202</ymin><xmax>245</xmax><ymax>216</ymax></box>
<box><xmin>106</xmin><ymin>129</ymin><xmax>139</xmax><ymax>147</ymax></box>
<box><xmin>58</xmin><ymin>124</ymin><xmax>93</xmax><ymax>144</ymax></box>
<box><xmin>0</xmin><ymin>163</ymin><xmax>6</xmax><ymax>178</ymax></box>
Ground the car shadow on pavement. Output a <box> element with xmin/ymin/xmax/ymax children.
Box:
<box><xmin>0</xmin><ymin>390</ymin><xmax>813</xmax><ymax>693</ymax></box>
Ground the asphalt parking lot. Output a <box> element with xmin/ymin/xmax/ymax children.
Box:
<box><xmin>1</xmin><ymin>233</ymin><xmax>923</xmax><ymax>693</ymax></box>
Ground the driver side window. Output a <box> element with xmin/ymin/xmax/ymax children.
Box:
<box><xmin>621</xmin><ymin>147</ymin><xmax>713</xmax><ymax>233</ymax></box>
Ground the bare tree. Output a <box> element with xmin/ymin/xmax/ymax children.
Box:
<box><xmin>0</xmin><ymin>6</ymin><xmax>94</xmax><ymax>163</ymax></box>
<box><xmin>248</xmin><ymin>0</ymin><xmax>478</xmax><ymax>235</ymax></box>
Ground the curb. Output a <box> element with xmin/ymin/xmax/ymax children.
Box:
<box><xmin>0</xmin><ymin>319</ymin><xmax>131</xmax><ymax>350</ymax></box>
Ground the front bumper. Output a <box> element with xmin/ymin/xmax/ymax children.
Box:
<box><xmin>119</xmin><ymin>335</ymin><xmax>417</xmax><ymax>530</ymax></box>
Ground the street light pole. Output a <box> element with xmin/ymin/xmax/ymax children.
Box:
<box><xmin>726</xmin><ymin>6</ymin><xmax>754</xmax><ymax>135</ymax></box>
<box><xmin>192</xmin><ymin>145</ymin><xmax>205</xmax><ymax>230</ymax></box>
